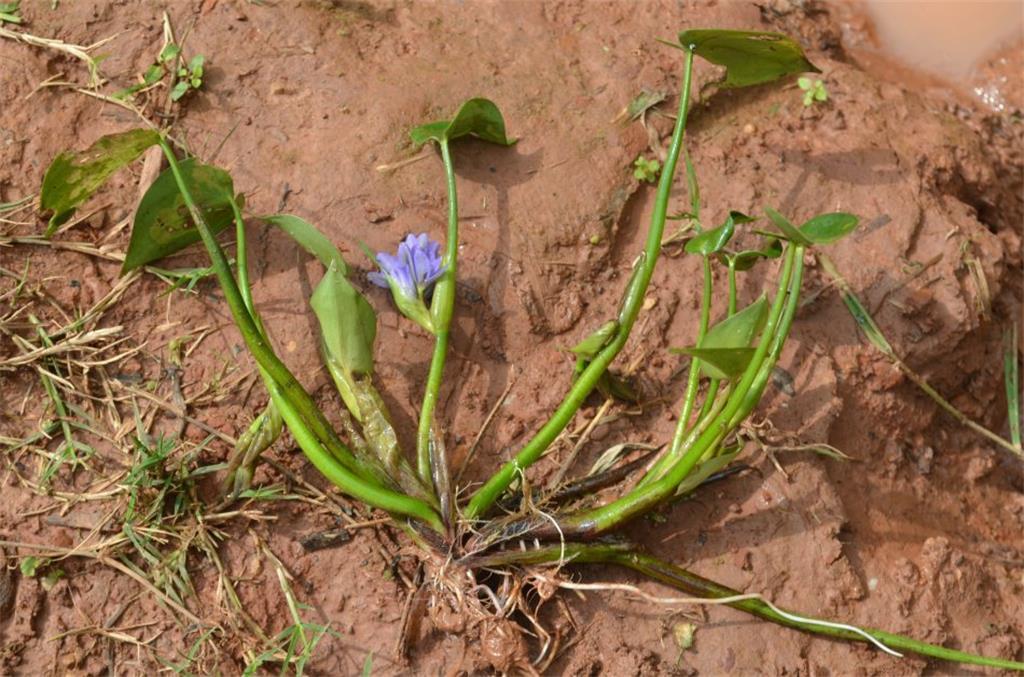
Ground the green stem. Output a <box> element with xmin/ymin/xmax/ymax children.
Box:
<box><xmin>464</xmin><ymin>49</ymin><xmax>697</xmax><ymax>520</ymax></box>
<box><xmin>727</xmin><ymin>259</ymin><xmax>738</xmax><ymax>315</ymax></box>
<box><xmin>157</xmin><ymin>139</ymin><xmax>443</xmax><ymax>532</ymax></box>
<box><xmin>681</xmin><ymin>258</ymin><xmax>714</xmax><ymax>426</ymax></box>
<box><xmin>643</xmin><ymin>255</ymin><xmax>713</xmax><ymax>486</ymax></box>
<box><xmin>467</xmin><ymin>543</ymin><xmax>1023</xmax><ymax>671</ymax></box>
<box><xmin>418</xmin><ymin>138</ymin><xmax>458</xmax><ymax>498</ymax></box>
<box><xmin>565</xmin><ymin>246</ymin><xmax>802</xmax><ymax>534</ymax></box>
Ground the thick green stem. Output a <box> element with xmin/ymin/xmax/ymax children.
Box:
<box><xmin>418</xmin><ymin>139</ymin><xmax>458</xmax><ymax>501</ymax></box>
<box><xmin>158</xmin><ymin>140</ymin><xmax>443</xmax><ymax>532</ymax></box>
<box><xmin>563</xmin><ymin>246</ymin><xmax>802</xmax><ymax>534</ymax></box>
<box><xmin>464</xmin><ymin>49</ymin><xmax>697</xmax><ymax>520</ymax></box>
<box><xmin>466</xmin><ymin>543</ymin><xmax>1023</xmax><ymax>671</ymax></box>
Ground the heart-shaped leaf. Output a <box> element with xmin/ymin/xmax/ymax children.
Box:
<box><xmin>310</xmin><ymin>262</ymin><xmax>377</xmax><ymax>377</ymax></box>
<box><xmin>410</xmin><ymin>97</ymin><xmax>515</xmax><ymax>147</ymax></box>
<box><xmin>670</xmin><ymin>295</ymin><xmax>769</xmax><ymax>379</ymax></box>
<box><xmin>262</xmin><ymin>214</ymin><xmax>347</xmax><ymax>274</ymax></box>
<box><xmin>41</xmin><ymin>129</ymin><xmax>160</xmax><ymax>236</ymax></box>
<box><xmin>122</xmin><ymin>159</ymin><xmax>238</xmax><ymax>273</ymax></box>
<box><xmin>799</xmin><ymin>212</ymin><xmax>859</xmax><ymax>244</ymax></box>
<box><xmin>685</xmin><ymin>211</ymin><xmax>753</xmax><ymax>256</ymax></box>
<box><xmin>677</xmin><ymin>29</ymin><xmax>820</xmax><ymax>88</ymax></box>
<box><xmin>670</xmin><ymin>347</ymin><xmax>756</xmax><ymax>380</ymax></box>
<box><xmin>704</xmin><ymin>295</ymin><xmax>769</xmax><ymax>350</ymax></box>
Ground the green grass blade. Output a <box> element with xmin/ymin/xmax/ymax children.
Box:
<box><xmin>1005</xmin><ymin>324</ymin><xmax>1021</xmax><ymax>448</ymax></box>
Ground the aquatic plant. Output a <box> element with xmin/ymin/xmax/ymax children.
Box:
<box><xmin>36</xmin><ymin>28</ymin><xmax>1023</xmax><ymax>672</ymax></box>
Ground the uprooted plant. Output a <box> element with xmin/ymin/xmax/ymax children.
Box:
<box><xmin>35</xmin><ymin>29</ymin><xmax>1024</xmax><ymax>672</ymax></box>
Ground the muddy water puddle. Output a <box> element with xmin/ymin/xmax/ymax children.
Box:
<box><xmin>837</xmin><ymin>0</ymin><xmax>1023</xmax><ymax>111</ymax></box>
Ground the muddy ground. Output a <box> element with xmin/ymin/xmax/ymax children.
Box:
<box><xmin>0</xmin><ymin>0</ymin><xmax>1022</xmax><ymax>675</ymax></box>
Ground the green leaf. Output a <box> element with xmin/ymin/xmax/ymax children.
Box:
<box><xmin>159</xmin><ymin>43</ymin><xmax>180</xmax><ymax>63</ymax></box>
<box><xmin>410</xmin><ymin>97</ymin><xmax>515</xmax><ymax>147</ymax></box>
<box><xmin>624</xmin><ymin>89</ymin><xmax>666</xmax><ymax>121</ymax></box>
<box><xmin>671</xmin><ymin>347</ymin><xmax>755</xmax><ymax>380</ymax></box>
<box><xmin>704</xmin><ymin>295</ymin><xmax>769</xmax><ymax>350</ymax></box>
<box><xmin>764</xmin><ymin>207</ymin><xmax>812</xmax><ymax>245</ymax></box>
<box><xmin>569</xmin><ymin>320</ymin><xmax>619</xmax><ymax>360</ymax></box>
<box><xmin>596</xmin><ymin>370</ymin><xmax>639</xmax><ymax>403</ymax></box>
<box><xmin>837</xmin><ymin>285</ymin><xmax>894</xmax><ymax>356</ymax></box>
<box><xmin>677</xmin><ymin>29</ymin><xmax>820</xmax><ymax>88</ymax></box>
<box><xmin>731</xmin><ymin>237</ymin><xmax>782</xmax><ymax>271</ymax></box>
<box><xmin>671</xmin><ymin>295</ymin><xmax>769</xmax><ymax>379</ymax></box>
<box><xmin>20</xmin><ymin>556</ymin><xmax>43</xmax><ymax>577</ymax></box>
<box><xmin>170</xmin><ymin>80</ymin><xmax>189</xmax><ymax>101</ymax></box>
<box><xmin>142</xmin><ymin>64</ymin><xmax>165</xmax><ymax>85</ymax></box>
<box><xmin>633</xmin><ymin>156</ymin><xmax>661</xmax><ymax>183</ymax></box>
<box><xmin>40</xmin><ymin>129</ymin><xmax>161</xmax><ymax>235</ymax></box>
<box><xmin>123</xmin><ymin>159</ymin><xmax>237</xmax><ymax>272</ymax></box>
<box><xmin>262</xmin><ymin>214</ymin><xmax>347</xmax><ymax>274</ymax></box>
<box><xmin>1004</xmin><ymin>325</ymin><xmax>1021</xmax><ymax>449</ymax></box>
<box><xmin>0</xmin><ymin>1</ymin><xmax>21</xmax><ymax>24</ymax></box>
<box><xmin>799</xmin><ymin>212</ymin><xmax>858</xmax><ymax>244</ymax></box>
<box><xmin>685</xmin><ymin>211</ymin><xmax>753</xmax><ymax>256</ymax></box>
<box><xmin>41</xmin><ymin>568</ymin><xmax>65</xmax><ymax>591</ymax></box>
<box><xmin>310</xmin><ymin>263</ymin><xmax>377</xmax><ymax>377</ymax></box>
<box><xmin>189</xmin><ymin>54</ymin><xmax>205</xmax><ymax>76</ymax></box>
<box><xmin>674</xmin><ymin>446</ymin><xmax>741</xmax><ymax>496</ymax></box>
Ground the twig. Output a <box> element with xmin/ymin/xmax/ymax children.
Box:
<box><xmin>548</xmin><ymin>397</ymin><xmax>613</xmax><ymax>488</ymax></box>
<box><xmin>456</xmin><ymin>368</ymin><xmax>516</xmax><ymax>484</ymax></box>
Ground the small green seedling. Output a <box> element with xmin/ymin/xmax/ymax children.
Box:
<box><xmin>33</xmin><ymin>26</ymin><xmax>1023</xmax><ymax>674</ymax></box>
<box><xmin>171</xmin><ymin>52</ymin><xmax>205</xmax><ymax>101</ymax></box>
<box><xmin>114</xmin><ymin>42</ymin><xmax>203</xmax><ymax>102</ymax></box>
<box><xmin>633</xmin><ymin>155</ymin><xmax>661</xmax><ymax>183</ymax></box>
<box><xmin>20</xmin><ymin>555</ymin><xmax>46</xmax><ymax>577</ymax></box>
<box><xmin>0</xmin><ymin>1</ymin><xmax>21</xmax><ymax>24</ymax></box>
<box><xmin>20</xmin><ymin>556</ymin><xmax>64</xmax><ymax>590</ymax></box>
<box><xmin>798</xmin><ymin>76</ymin><xmax>828</xmax><ymax>106</ymax></box>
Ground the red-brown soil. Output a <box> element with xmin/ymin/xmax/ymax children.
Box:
<box><xmin>1</xmin><ymin>1</ymin><xmax>1021</xmax><ymax>675</ymax></box>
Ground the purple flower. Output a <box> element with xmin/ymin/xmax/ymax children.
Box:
<box><xmin>368</xmin><ymin>233</ymin><xmax>445</xmax><ymax>300</ymax></box>
<box><xmin>367</xmin><ymin>233</ymin><xmax>446</xmax><ymax>333</ymax></box>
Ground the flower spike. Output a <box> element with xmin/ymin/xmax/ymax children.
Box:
<box><xmin>368</xmin><ymin>233</ymin><xmax>445</xmax><ymax>333</ymax></box>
